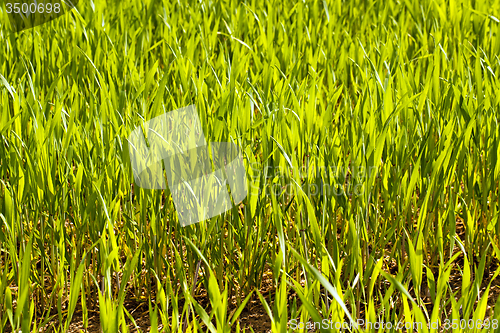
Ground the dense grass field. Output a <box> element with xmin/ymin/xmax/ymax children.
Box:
<box><xmin>2</xmin><ymin>0</ymin><xmax>500</xmax><ymax>331</ymax></box>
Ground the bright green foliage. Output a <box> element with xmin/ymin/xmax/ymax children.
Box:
<box><xmin>1</xmin><ymin>0</ymin><xmax>500</xmax><ymax>332</ymax></box>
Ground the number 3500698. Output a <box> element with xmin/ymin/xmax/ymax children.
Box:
<box><xmin>6</xmin><ymin>2</ymin><xmax>61</xmax><ymax>14</ymax></box>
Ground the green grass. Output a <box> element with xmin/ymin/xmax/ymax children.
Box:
<box><xmin>1</xmin><ymin>0</ymin><xmax>500</xmax><ymax>332</ymax></box>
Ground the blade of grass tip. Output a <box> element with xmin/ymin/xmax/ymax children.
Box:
<box><xmin>270</xmin><ymin>136</ymin><xmax>293</xmax><ymax>169</ymax></box>
<box><xmin>0</xmin><ymin>73</ymin><xmax>16</xmax><ymax>99</ymax></box>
